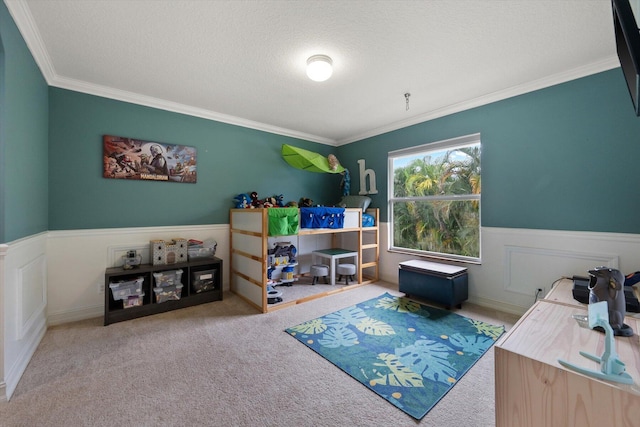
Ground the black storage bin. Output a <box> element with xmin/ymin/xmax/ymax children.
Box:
<box><xmin>192</xmin><ymin>269</ymin><xmax>217</xmax><ymax>293</ymax></box>
<box><xmin>399</xmin><ymin>260</ymin><xmax>468</xmax><ymax>309</ymax></box>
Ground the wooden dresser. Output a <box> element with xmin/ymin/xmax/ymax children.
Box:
<box><xmin>495</xmin><ymin>279</ymin><xmax>640</xmax><ymax>426</ymax></box>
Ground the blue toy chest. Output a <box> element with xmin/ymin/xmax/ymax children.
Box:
<box><xmin>399</xmin><ymin>260</ymin><xmax>468</xmax><ymax>309</ymax></box>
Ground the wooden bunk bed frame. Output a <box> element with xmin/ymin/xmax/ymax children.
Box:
<box><xmin>230</xmin><ymin>207</ymin><xmax>379</xmax><ymax>313</ymax></box>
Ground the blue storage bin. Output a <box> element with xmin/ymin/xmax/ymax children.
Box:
<box><xmin>300</xmin><ymin>207</ymin><xmax>345</xmax><ymax>229</ymax></box>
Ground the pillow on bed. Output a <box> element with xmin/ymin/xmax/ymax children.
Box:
<box><xmin>338</xmin><ymin>195</ymin><xmax>371</xmax><ymax>211</ymax></box>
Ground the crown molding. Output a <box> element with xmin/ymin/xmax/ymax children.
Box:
<box><xmin>337</xmin><ymin>57</ymin><xmax>621</xmax><ymax>145</ymax></box>
<box><xmin>5</xmin><ymin>0</ymin><xmax>336</xmax><ymax>146</ymax></box>
<box><xmin>4</xmin><ymin>0</ymin><xmax>56</xmax><ymax>79</ymax></box>
<box><xmin>7</xmin><ymin>0</ymin><xmax>619</xmax><ymax>148</ymax></box>
<box><xmin>49</xmin><ymin>57</ymin><xmax>619</xmax><ymax>149</ymax></box>
<box><xmin>49</xmin><ymin>75</ymin><xmax>337</xmax><ymax>145</ymax></box>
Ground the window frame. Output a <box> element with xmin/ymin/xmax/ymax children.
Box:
<box><xmin>387</xmin><ymin>133</ymin><xmax>481</xmax><ymax>264</ymax></box>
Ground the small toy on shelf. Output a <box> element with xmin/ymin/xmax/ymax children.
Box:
<box><xmin>327</xmin><ymin>154</ymin><xmax>340</xmax><ymax>171</ymax></box>
<box><xmin>267</xmin><ymin>285</ymin><xmax>283</xmax><ymax>304</ymax></box>
<box><xmin>267</xmin><ymin>265</ymin><xmax>276</xmax><ymax>284</ymax></box>
<box><xmin>299</xmin><ymin>197</ymin><xmax>313</xmax><ymax>207</ymax></box>
<box><xmin>267</xmin><ymin>242</ymin><xmax>298</xmax><ymax>287</ymax></box>
<box><xmin>151</xmin><ymin>238</ymin><xmax>188</xmax><ymax>265</ymax></box>
<box><xmin>340</xmin><ymin>168</ymin><xmax>351</xmax><ymax>196</ymax></box>
<box><xmin>122</xmin><ymin>250</ymin><xmax>142</xmax><ymax>270</ymax></box>
<box><xmin>263</xmin><ymin>196</ymin><xmax>276</xmax><ymax>207</ymax></box>
<box><xmin>234</xmin><ymin>193</ymin><xmax>250</xmax><ymax>208</ymax></box>
<box><xmin>271</xmin><ymin>242</ymin><xmax>297</xmax><ymax>264</ymax></box>
<box><xmin>235</xmin><ymin>191</ymin><xmax>289</xmax><ymax>209</ymax></box>
<box><xmin>250</xmin><ymin>191</ymin><xmax>262</xmax><ymax>208</ymax></box>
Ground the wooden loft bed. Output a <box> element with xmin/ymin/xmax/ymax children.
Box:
<box><xmin>229</xmin><ymin>207</ymin><xmax>379</xmax><ymax>313</ymax></box>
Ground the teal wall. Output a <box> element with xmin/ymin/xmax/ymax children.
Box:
<box><xmin>0</xmin><ymin>17</ymin><xmax>4</xmax><ymax>244</ymax></box>
<box><xmin>48</xmin><ymin>88</ymin><xmax>342</xmax><ymax>230</ymax></box>
<box><xmin>6</xmin><ymin>1</ymin><xmax>640</xmax><ymax>237</ymax></box>
<box><xmin>0</xmin><ymin>2</ymin><xmax>49</xmax><ymax>243</ymax></box>
<box><xmin>340</xmin><ymin>69</ymin><xmax>640</xmax><ymax>234</ymax></box>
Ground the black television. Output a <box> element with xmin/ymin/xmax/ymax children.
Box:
<box><xmin>612</xmin><ymin>0</ymin><xmax>640</xmax><ymax>116</ymax></box>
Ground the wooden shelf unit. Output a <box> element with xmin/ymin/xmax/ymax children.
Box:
<box><xmin>104</xmin><ymin>257</ymin><xmax>223</xmax><ymax>325</ymax></box>
<box><xmin>229</xmin><ymin>207</ymin><xmax>379</xmax><ymax>313</ymax></box>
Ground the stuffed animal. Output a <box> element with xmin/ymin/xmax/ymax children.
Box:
<box><xmin>263</xmin><ymin>196</ymin><xmax>276</xmax><ymax>208</ymax></box>
<box><xmin>285</xmin><ymin>201</ymin><xmax>298</xmax><ymax>207</ymax></box>
<box><xmin>250</xmin><ymin>192</ymin><xmax>262</xmax><ymax>208</ymax></box>
<box><xmin>588</xmin><ymin>266</ymin><xmax>633</xmax><ymax>336</ymax></box>
<box><xmin>299</xmin><ymin>197</ymin><xmax>313</xmax><ymax>207</ymax></box>
<box><xmin>233</xmin><ymin>193</ymin><xmax>250</xmax><ymax>209</ymax></box>
<box><xmin>275</xmin><ymin>194</ymin><xmax>285</xmax><ymax>207</ymax></box>
<box><xmin>327</xmin><ymin>154</ymin><xmax>340</xmax><ymax>171</ymax></box>
<box><xmin>340</xmin><ymin>169</ymin><xmax>351</xmax><ymax>196</ymax></box>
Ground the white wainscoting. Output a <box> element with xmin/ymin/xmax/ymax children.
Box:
<box><xmin>46</xmin><ymin>224</ymin><xmax>229</xmax><ymax>326</ymax></box>
<box><xmin>3</xmin><ymin>222</ymin><xmax>639</xmax><ymax>402</ymax></box>
<box><xmin>0</xmin><ymin>243</ymin><xmax>6</xmax><ymax>402</ymax></box>
<box><xmin>379</xmin><ymin>224</ymin><xmax>640</xmax><ymax>315</ymax></box>
<box><xmin>1</xmin><ymin>233</ymin><xmax>48</xmax><ymax>401</ymax></box>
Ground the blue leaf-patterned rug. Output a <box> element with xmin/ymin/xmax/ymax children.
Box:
<box><xmin>285</xmin><ymin>292</ymin><xmax>505</xmax><ymax>420</ymax></box>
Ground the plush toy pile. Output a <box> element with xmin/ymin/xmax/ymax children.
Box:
<box><xmin>233</xmin><ymin>192</ymin><xmax>312</xmax><ymax>209</ymax></box>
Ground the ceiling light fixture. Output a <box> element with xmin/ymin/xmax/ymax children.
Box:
<box><xmin>306</xmin><ymin>55</ymin><xmax>333</xmax><ymax>82</ymax></box>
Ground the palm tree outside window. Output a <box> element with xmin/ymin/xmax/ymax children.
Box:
<box><xmin>388</xmin><ymin>133</ymin><xmax>481</xmax><ymax>263</ymax></box>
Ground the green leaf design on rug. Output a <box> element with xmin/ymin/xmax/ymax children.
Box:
<box><xmin>324</xmin><ymin>305</ymin><xmax>369</xmax><ymax>328</ymax></box>
<box><xmin>289</xmin><ymin>318</ymin><xmax>327</xmax><ymax>335</ymax></box>
<box><xmin>318</xmin><ymin>326</ymin><xmax>359</xmax><ymax>348</ymax></box>
<box><xmin>467</xmin><ymin>318</ymin><xmax>505</xmax><ymax>340</ymax></box>
<box><xmin>356</xmin><ymin>317</ymin><xmax>395</xmax><ymax>336</ymax></box>
<box><xmin>396</xmin><ymin>339</ymin><xmax>457</xmax><ymax>385</ymax></box>
<box><xmin>375</xmin><ymin>296</ymin><xmax>422</xmax><ymax>313</ymax></box>
<box><xmin>285</xmin><ymin>292</ymin><xmax>505</xmax><ymax>420</ymax></box>
<box><xmin>323</xmin><ymin>304</ymin><xmax>394</xmax><ymax>335</ymax></box>
<box><xmin>370</xmin><ymin>353</ymin><xmax>424</xmax><ymax>387</ymax></box>
<box><xmin>448</xmin><ymin>333</ymin><xmax>496</xmax><ymax>356</ymax></box>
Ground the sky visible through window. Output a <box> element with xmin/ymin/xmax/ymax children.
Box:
<box><xmin>392</xmin><ymin>146</ymin><xmax>474</xmax><ymax>169</ymax></box>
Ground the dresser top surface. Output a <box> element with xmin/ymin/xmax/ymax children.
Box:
<box><xmin>497</xmin><ymin>299</ymin><xmax>640</xmax><ymax>394</ymax></box>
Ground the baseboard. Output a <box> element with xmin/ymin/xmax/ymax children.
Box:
<box><xmin>47</xmin><ymin>304</ymin><xmax>102</xmax><ymax>326</ymax></box>
<box><xmin>468</xmin><ymin>294</ymin><xmax>529</xmax><ymax>317</ymax></box>
<box><xmin>4</xmin><ymin>317</ymin><xmax>46</xmax><ymax>400</ymax></box>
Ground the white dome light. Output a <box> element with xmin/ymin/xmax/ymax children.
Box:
<box><xmin>306</xmin><ymin>55</ymin><xmax>333</xmax><ymax>82</ymax></box>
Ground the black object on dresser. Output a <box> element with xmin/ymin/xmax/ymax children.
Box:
<box><xmin>104</xmin><ymin>257</ymin><xmax>222</xmax><ymax>325</ymax></box>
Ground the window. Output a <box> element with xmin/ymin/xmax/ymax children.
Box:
<box><xmin>388</xmin><ymin>133</ymin><xmax>481</xmax><ymax>263</ymax></box>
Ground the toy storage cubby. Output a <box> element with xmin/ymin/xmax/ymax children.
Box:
<box><xmin>267</xmin><ymin>237</ymin><xmax>299</xmax><ymax>286</ymax></box>
<box><xmin>230</xmin><ymin>207</ymin><xmax>378</xmax><ymax>313</ymax></box>
<box><xmin>104</xmin><ymin>256</ymin><xmax>223</xmax><ymax>325</ymax></box>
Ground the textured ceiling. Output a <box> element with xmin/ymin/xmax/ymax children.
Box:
<box><xmin>6</xmin><ymin>0</ymin><xmax>620</xmax><ymax>145</ymax></box>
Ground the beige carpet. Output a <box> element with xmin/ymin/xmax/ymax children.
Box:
<box><xmin>0</xmin><ymin>281</ymin><xmax>519</xmax><ymax>426</ymax></box>
<box><xmin>268</xmin><ymin>274</ymin><xmax>347</xmax><ymax>307</ymax></box>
